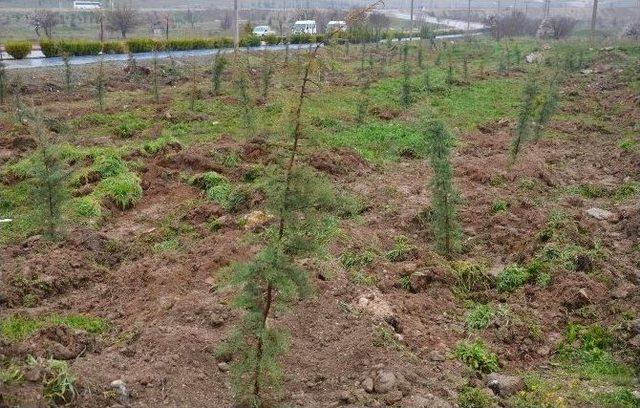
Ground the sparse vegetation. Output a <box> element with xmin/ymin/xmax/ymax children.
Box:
<box><xmin>454</xmin><ymin>340</ymin><xmax>500</xmax><ymax>373</ymax></box>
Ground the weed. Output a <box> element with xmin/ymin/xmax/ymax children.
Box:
<box><xmin>93</xmin><ymin>153</ymin><xmax>127</xmax><ymax>178</ymax></box>
<box><xmin>385</xmin><ymin>235</ymin><xmax>417</xmax><ymax>262</ymax></box>
<box><xmin>452</xmin><ymin>260</ymin><xmax>492</xmax><ymax>294</ymax></box>
<box><xmin>339</xmin><ymin>249</ymin><xmax>375</xmax><ymax>269</ymax></box>
<box><xmin>465</xmin><ymin>303</ymin><xmax>502</xmax><ymax>330</ymax></box>
<box><xmin>458</xmin><ymin>386</ymin><xmax>495</xmax><ymax>408</ymax></box>
<box><xmin>398</xmin><ymin>275</ymin><xmax>411</xmax><ymax>291</ymax></box>
<box><xmin>0</xmin><ymin>363</ymin><xmax>23</xmax><ymax>385</ymax></box>
<box><xmin>74</xmin><ymin>196</ymin><xmax>102</xmax><ymax>219</ymax></box>
<box><xmin>490</xmin><ymin>200</ymin><xmax>508</xmax><ymax>213</ymax></box>
<box><xmin>496</xmin><ymin>264</ymin><xmax>530</xmax><ymax>293</ymax></box>
<box><xmin>618</xmin><ymin>137</ymin><xmax>638</xmax><ymax>152</ymax></box>
<box><xmin>115</xmin><ymin>117</ymin><xmax>146</xmax><ymax>138</ymax></box>
<box><xmin>32</xmin><ymin>358</ymin><xmax>77</xmax><ymax>405</ymax></box>
<box><xmin>454</xmin><ymin>340</ymin><xmax>500</xmax><ymax>373</ymax></box>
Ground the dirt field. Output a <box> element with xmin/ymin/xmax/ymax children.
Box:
<box><xmin>0</xmin><ymin>37</ymin><xmax>639</xmax><ymax>407</ymax></box>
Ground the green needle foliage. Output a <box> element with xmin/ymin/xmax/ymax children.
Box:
<box><xmin>261</xmin><ymin>56</ymin><xmax>275</xmax><ymax>102</ymax></box>
<box><xmin>212</xmin><ymin>51</ymin><xmax>227</xmax><ymax>95</ymax></box>
<box><xmin>62</xmin><ymin>53</ymin><xmax>72</xmax><ymax>93</ymax></box>
<box><xmin>510</xmin><ymin>79</ymin><xmax>539</xmax><ymax>162</ymax></box>
<box><xmin>417</xmin><ymin>43</ymin><xmax>424</xmax><ymax>69</ymax></box>
<box><xmin>30</xmin><ymin>114</ymin><xmax>71</xmax><ymax>240</ymax></box>
<box><xmin>401</xmin><ymin>43</ymin><xmax>412</xmax><ymax>108</ymax></box>
<box><xmin>422</xmin><ymin>63</ymin><xmax>431</xmax><ymax>92</ymax></box>
<box><xmin>0</xmin><ymin>58</ymin><xmax>6</xmax><ymax>105</ymax></box>
<box><xmin>95</xmin><ymin>59</ymin><xmax>106</xmax><ymax>112</ymax></box>
<box><xmin>152</xmin><ymin>54</ymin><xmax>160</xmax><ymax>103</ymax></box>
<box><xmin>234</xmin><ymin>59</ymin><xmax>255</xmax><ymax>132</ymax></box>
<box><xmin>533</xmin><ymin>79</ymin><xmax>560</xmax><ymax>141</ymax></box>
<box><xmin>425</xmin><ymin>119</ymin><xmax>460</xmax><ymax>257</ymax></box>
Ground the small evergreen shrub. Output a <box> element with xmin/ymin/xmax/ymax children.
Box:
<box><xmin>58</xmin><ymin>40</ymin><xmax>101</xmax><ymax>56</ymax></box>
<box><xmin>74</xmin><ymin>196</ymin><xmax>102</xmax><ymax>219</ymax></box>
<box><xmin>40</xmin><ymin>40</ymin><xmax>59</xmax><ymax>58</ymax></box>
<box><xmin>5</xmin><ymin>41</ymin><xmax>32</xmax><ymax>60</ymax></box>
<box><xmin>126</xmin><ymin>38</ymin><xmax>159</xmax><ymax>53</ymax></box>
<box><xmin>239</xmin><ymin>35</ymin><xmax>261</xmax><ymax>47</ymax></box>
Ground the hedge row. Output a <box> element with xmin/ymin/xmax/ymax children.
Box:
<box><xmin>5</xmin><ymin>40</ymin><xmax>32</xmax><ymax>59</ymax></box>
<box><xmin>7</xmin><ymin>30</ymin><xmax>431</xmax><ymax>60</ymax></box>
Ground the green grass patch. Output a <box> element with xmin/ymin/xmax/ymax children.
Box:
<box><xmin>1</xmin><ymin>314</ymin><xmax>108</xmax><ymax>343</ymax></box>
<box><xmin>454</xmin><ymin>340</ymin><xmax>500</xmax><ymax>373</ymax></box>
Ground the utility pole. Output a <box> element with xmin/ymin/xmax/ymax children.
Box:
<box><xmin>467</xmin><ymin>0</ymin><xmax>471</xmax><ymax>32</ymax></box>
<box><xmin>590</xmin><ymin>0</ymin><xmax>598</xmax><ymax>44</ymax></box>
<box><xmin>234</xmin><ymin>0</ymin><xmax>239</xmax><ymax>50</ymax></box>
<box><xmin>543</xmin><ymin>0</ymin><xmax>551</xmax><ymax>18</ymax></box>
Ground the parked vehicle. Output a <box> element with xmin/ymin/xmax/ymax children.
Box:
<box><xmin>292</xmin><ymin>20</ymin><xmax>317</xmax><ymax>35</ymax></box>
<box><xmin>252</xmin><ymin>26</ymin><xmax>275</xmax><ymax>37</ymax></box>
<box><xmin>73</xmin><ymin>1</ymin><xmax>101</xmax><ymax>9</ymax></box>
<box><xmin>327</xmin><ymin>21</ymin><xmax>347</xmax><ymax>32</ymax></box>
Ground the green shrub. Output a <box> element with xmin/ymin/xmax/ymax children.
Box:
<box><xmin>206</xmin><ymin>183</ymin><xmax>232</xmax><ymax>205</ymax></box>
<box><xmin>164</xmin><ymin>38</ymin><xmax>216</xmax><ymax>51</ymax></box>
<box><xmin>215</xmin><ymin>37</ymin><xmax>234</xmax><ymax>48</ymax></box>
<box><xmin>102</xmin><ymin>41</ymin><xmax>127</xmax><ymax>54</ymax></box>
<box><xmin>290</xmin><ymin>33</ymin><xmax>315</xmax><ymax>44</ymax></box>
<box><xmin>58</xmin><ymin>40</ymin><xmax>101</xmax><ymax>56</ymax></box>
<box><xmin>115</xmin><ymin>118</ymin><xmax>146</xmax><ymax>138</ymax></box>
<box><xmin>240</xmin><ymin>35</ymin><xmax>261</xmax><ymax>47</ymax></box>
<box><xmin>491</xmin><ymin>200</ymin><xmax>508</xmax><ymax>213</ymax></box>
<box><xmin>142</xmin><ymin>136</ymin><xmax>179</xmax><ymax>154</ymax></box>
<box><xmin>40</xmin><ymin>40</ymin><xmax>60</xmax><ymax>57</ymax></box>
<box><xmin>97</xmin><ymin>172</ymin><xmax>143</xmax><ymax>209</ymax></box>
<box><xmin>458</xmin><ymin>386</ymin><xmax>495</xmax><ymax>408</ymax></box>
<box><xmin>454</xmin><ymin>340</ymin><xmax>500</xmax><ymax>373</ymax></box>
<box><xmin>126</xmin><ymin>38</ymin><xmax>159</xmax><ymax>53</ymax></box>
<box><xmin>496</xmin><ymin>264</ymin><xmax>530</xmax><ymax>293</ymax></box>
<box><xmin>5</xmin><ymin>41</ymin><xmax>32</xmax><ymax>59</ymax></box>
<box><xmin>224</xmin><ymin>185</ymin><xmax>252</xmax><ymax>212</ymax></box>
<box><xmin>263</xmin><ymin>34</ymin><xmax>282</xmax><ymax>45</ymax></box>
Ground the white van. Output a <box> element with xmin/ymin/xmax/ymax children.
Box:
<box><xmin>252</xmin><ymin>26</ymin><xmax>275</xmax><ymax>37</ymax></box>
<box><xmin>327</xmin><ymin>21</ymin><xmax>347</xmax><ymax>32</ymax></box>
<box><xmin>292</xmin><ymin>20</ymin><xmax>317</xmax><ymax>35</ymax></box>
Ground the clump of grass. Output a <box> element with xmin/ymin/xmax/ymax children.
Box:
<box><xmin>27</xmin><ymin>357</ymin><xmax>77</xmax><ymax>406</ymax></box>
<box><xmin>73</xmin><ymin>196</ymin><xmax>102</xmax><ymax>219</ymax></box>
<box><xmin>490</xmin><ymin>200</ymin><xmax>508</xmax><ymax>213</ymax></box>
<box><xmin>0</xmin><ymin>363</ymin><xmax>23</xmax><ymax>385</ymax></box>
<box><xmin>454</xmin><ymin>340</ymin><xmax>500</xmax><ymax>373</ymax></box>
<box><xmin>115</xmin><ymin>117</ymin><xmax>146</xmax><ymax>138</ymax></box>
<box><xmin>496</xmin><ymin>264</ymin><xmax>530</xmax><ymax>293</ymax></box>
<box><xmin>142</xmin><ymin>136</ymin><xmax>180</xmax><ymax>155</ymax></box>
<box><xmin>97</xmin><ymin>172</ymin><xmax>143</xmax><ymax>210</ymax></box>
<box><xmin>465</xmin><ymin>303</ymin><xmax>505</xmax><ymax>330</ymax></box>
<box><xmin>452</xmin><ymin>260</ymin><xmax>492</xmax><ymax>294</ymax></box>
<box><xmin>458</xmin><ymin>386</ymin><xmax>495</xmax><ymax>408</ymax></box>
<box><xmin>340</xmin><ymin>249</ymin><xmax>375</xmax><ymax>269</ymax></box>
<box><xmin>1</xmin><ymin>314</ymin><xmax>108</xmax><ymax>343</ymax></box>
<box><xmin>93</xmin><ymin>153</ymin><xmax>127</xmax><ymax>178</ymax></box>
<box><xmin>385</xmin><ymin>235</ymin><xmax>417</xmax><ymax>262</ymax></box>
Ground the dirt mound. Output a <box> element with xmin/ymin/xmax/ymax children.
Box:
<box><xmin>309</xmin><ymin>147</ymin><xmax>370</xmax><ymax>176</ymax></box>
<box><xmin>9</xmin><ymin>325</ymin><xmax>99</xmax><ymax>360</ymax></box>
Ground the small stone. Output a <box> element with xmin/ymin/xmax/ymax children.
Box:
<box><xmin>486</xmin><ymin>373</ymin><xmax>525</xmax><ymax>397</ymax></box>
<box><xmin>587</xmin><ymin>207</ymin><xmax>615</xmax><ymax>221</ymax></box>
<box><xmin>208</xmin><ymin>314</ymin><xmax>225</xmax><ymax>328</ymax></box>
<box><xmin>384</xmin><ymin>390</ymin><xmax>403</xmax><ymax>404</ymax></box>
<box><xmin>339</xmin><ymin>390</ymin><xmax>356</xmax><ymax>404</ymax></box>
<box><xmin>362</xmin><ymin>377</ymin><xmax>374</xmax><ymax>393</ymax></box>
<box><xmin>217</xmin><ymin>362</ymin><xmax>230</xmax><ymax>372</ymax></box>
<box><xmin>373</xmin><ymin>370</ymin><xmax>396</xmax><ymax>394</ymax></box>
<box><xmin>110</xmin><ymin>380</ymin><xmax>130</xmax><ymax>404</ymax></box>
<box><xmin>428</xmin><ymin>350</ymin><xmax>446</xmax><ymax>362</ymax></box>
<box><xmin>242</xmin><ymin>210</ymin><xmax>274</xmax><ymax>231</ymax></box>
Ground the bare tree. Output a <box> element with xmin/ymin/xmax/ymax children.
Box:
<box><xmin>549</xmin><ymin>16</ymin><xmax>577</xmax><ymax>39</ymax></box>
<box><xmin>107</xmin><ymin>5</ymin><xmax>140</xmax><ymax>39</ymax></box>
<box><xmin>30</xmin><ymin>9</ymin><xmax>60</xmax><ymax>39</ymax></box>
<box><xmin>367</xmin><ymin>12</ymin><xmax>390</xmax><ymax>32</ymax></box>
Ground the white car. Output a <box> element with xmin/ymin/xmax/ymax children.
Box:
<box><xmin>292</xmin><ymin>20</ymin><xmax>317</xmax><ymax>35</ymax></box>
<box><xmin>252</xmin><ymin>26</ymin><xmax>275</xmax><ymax>37</ymax></box>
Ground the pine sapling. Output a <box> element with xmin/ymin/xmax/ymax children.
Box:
<box><xmin>401</xmin><ymin>43</ymin><xmax>412</xmax><ymax>108</ymax></box>
<box><xmin>189</xmin><ymin>60</ymin><xmax>198</xmax><ymax>111</ymax></box>
<box><xmin>152</xmin><ymin>53</ymin><xmax>160</xmax><ymax>103</ymax></box>
<box><xmin>0</xmin><ymin>58</ymin><xmax>6</xmax><ymax>105</ymax></box>
<box><xmin>426</xmin><ymin>119</ymin><xmax>460</xmax><ymax>257</ymax></box>
<box><xmin>417</xmin><ymin>43</ymin><xmax>424</xmax><ymax>69</ymax></box>
<box><xmin>30</xmin><ymin>114</ymin><xmax>71</xmax><ymax>240</ymax></box>
<box><xmin>212</xmin><ymin>51</ymin><xmax>227</xmax><ymax>95</ymax></box>
<box><xmin>234</xmin><ymin>59</ymin><xmax>255</xmax><ymax>131</ymax></box>
<box><xmin>261</xmin><ymin>56</ymin><xmax>274</xmax><ymax>102</ymax></box>
<box><xmin>446</xmin><ymin>61</ymin><xmax>455</xmax><ymax>87</ymax></box>
<box><xmin>422</xmin><ymin>63</ymin><xmax>431</xmax><ymax>92</ymax></box>
<box><xmin>62</xmin><ymin>53</ymin><xmax>72</xmax><ymax>93</ymax></box>
<box><xmin>95</xmin><ymin>59</ymin><xmax>106</xmax><ymax>112</ymax></box>
<box><xmin>510</xmin><ymin>80</ymin><xmax>539</xmax><ymax>162</ymax></box>
<box><xmin>533</xmin><ymin>80</ymin><xmax>560</xmax><ymax>141</ymax></box>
